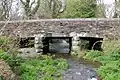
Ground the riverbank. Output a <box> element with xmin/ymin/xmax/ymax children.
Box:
<box><xmin>83</xmin><ymin>40</ymin><xmax>120</xmax><ymax>80</ymax></box>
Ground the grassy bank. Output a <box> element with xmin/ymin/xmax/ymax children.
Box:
<box><xmin>0</xmin><ymin>36</ymin><xmax>68</xmax><ymax>80</ymax></box>
<box><xmin>0</xmin><ymin>50</ymin><xmax>68</xmax><ymax>80</ymax></box>
<box><xmin>84</xmin><ymin>40</ymin><xmax>120</xmax><ymax>80</ymax></box>
<box><xmin>19</xmin><ymin>56</ymin><xmax>68</xmax><ymax>80</ymax></box>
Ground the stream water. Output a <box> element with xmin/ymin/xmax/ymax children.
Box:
<box><xmin>52</xmin><ymin>53</ymin><xmax>101</xmax><ymax>80</ymax></box>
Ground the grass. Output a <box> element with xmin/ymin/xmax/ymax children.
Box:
<box><xmin>84</xmin><ymin>40</ymin><xmax>120</xmax><ymax>80</ymax></box>
<box><xmin>0</xmin><ymin>36</ymin><xmax>68</xmax><ymax>80</ymax></box>
<box><xmin>19</xmin><ymin>55</ymin><xmax>68</xmax><ymax>80</ymax></box>
<box><xmin>0</xmin><ymin>50</ymin><xmax>68</xmax><ymax>80</ymax></box>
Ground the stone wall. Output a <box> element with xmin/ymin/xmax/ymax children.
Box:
<box><xmin>0</xmin><ymin>18</ymin><xmax>120</xmax><ymax>39</ymax></box>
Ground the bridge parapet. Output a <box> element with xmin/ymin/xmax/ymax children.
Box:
<box><xmin>0</xmin><ymin>18</ymin><xmax>120</xmax><ymax>39</ymax></box>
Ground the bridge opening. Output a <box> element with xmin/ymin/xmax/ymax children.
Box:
<box><xmin>42</xmin><ymin>37</ymin><xmax>72</xmax><ymax>54</ymax></box>
<box><xmin>79</xmin><ymin>37</ymin><xmax>103</xmax><ymax>51</ymax></box>
<box><xmin>18</xmin><ymin>36</ymin><xmax>103</xmax><ymax>54</ymax></box>
<box><xmin>19</xmin><ymin>37</ymin><xmax>35</xmax><ymax>48</ymax></box>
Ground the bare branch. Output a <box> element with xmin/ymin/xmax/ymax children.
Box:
<box><xmin>59</xmin><ymin>0</ymin><xmax>66</xmax><ymax>13</ymax></box>
<box><xmin>30</xmin><ymin>0</ymin><xmax>35</xmax><ymax>8</ymax></box>
<box><xmin>20</xmin><ymin>0</ymin><xmax>26</xmax><ymax>5</ymax></box>
<box><xmin>31</xmin><ymin>0</ymin><xmax>40</xmax><ymax>15</ymax></box>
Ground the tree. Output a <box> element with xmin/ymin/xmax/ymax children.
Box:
<box><xmin>36</xmin><ymin>0</ymin><xmax>66</xmax><ymax>18</ymax></box>
<box><xmin>113</xmin><ymin>0</ymin><xmax>120</xmax><ymax>18</ymax></box>
<box><xmin>0</xmin><ymin>0</ymin><xmax>13</xmax><ymax>20</ymax></box>
<box><xmin>96</xmin><ymin>4</ymin><xmax>106</xmax><ymax>18</ymax></box>
<box><xmin>20</xmin><ymin>0</ymin><xmax>40</xmax><ymax>19</ymax></box>
<box><xmin>96</xmin><ymin>0</ymin><xmax>106</xmax><ymax>18</ymax></box>
<box><xmin>10</xmin><ymin>0</ymin><xmax>22</xmax><ymax>20</ymax></box>
<box><xmin>60</xmin><ymin>0</ymin><xmax>97</xmax><ymax>18</ymax></box>
<box><xmin>50</xmin><ymin>0</ymin><xmax>66</xmax><ymax>18</ymax></box>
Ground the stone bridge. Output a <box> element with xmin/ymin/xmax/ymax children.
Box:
<box><xmin>0</xmin><ymin>18</ymin><xmax>120</xmax><ymax>38</ymax></box>
<box><xmin>0</xmin><ymin>18</ymin><xmax>120</xmax><ymax>53</ymax></box>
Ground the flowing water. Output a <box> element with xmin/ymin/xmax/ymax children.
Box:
<box><xmin>52</xmin><ymin>53</ymin><xmax>101</xmax><ymax>80</ymax></box>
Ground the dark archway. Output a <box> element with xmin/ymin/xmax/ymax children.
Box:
<box><xmin>19</xmin><ymin>37</ymin><xmax>35</xmax><ymax>48</ymax></box>
<box><xmin>79</xmin><ymin>37</ymin><xmax>103</xmax><ymax>51</ymax></box>
<box><xmin>42</xmin><ymin>37</ymin><xmax>72</xmax><ymax>54</ymax></box>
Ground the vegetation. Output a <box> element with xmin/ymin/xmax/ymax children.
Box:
<box><xmin>84</xmin><ymin>40</ymin><xmax>120</xmax><ymax>80</ymax></box>
<box><xmin>0</xmin><ymin>50</ymin><xmax>68</xmax><ymax>80</ymax></box>
<box><xmin>0</xmin><ymin>36</ymin><xmax>13</xmax><ymax>51</ymax></box>
<box><xmin>61</xmin><ymin>0</ymin><xmax>97</xmax><ymax>18</ymax></box>
<box><xmin>20</xmin><ymin>0</ymin><xmax>40</xmax><ymax>19</ymax></box>
<box><xmin>0</xmin><ymin>37</ymin><xmax>68</xmax><ymax>80</ymax></box>
<box><xmin>38</xmin><ymin>0</ymin><xmax>97</xmax><ymax>18</ymax></box>
<box><xmin>96</xmin><ymin>4</ymin><xmax>106</xmax><ymax>18</ymax></box>
<box><xmin>0</xmin><ymin>0</ymin><xmax>120</xmax><ymax>80</ymax></box>
<box><xmin>0</xmin><ymin>0</ymin><xmax>97</xmax><ymax>20</ymax></box>
<box><xmin>0</xmin><ymin>49</ymin><xmax>24</xmax><ymax>71</ymax></box>
<box><xmin>0</xmin><ymin>0</ymin><xmax>13</xmax><ymax>20</ymax></box>
<box><xmin>19</xmin><ymin>56</ymin><xmax>68</xmax><ymax>80</ymax></box>
<box><xmin>38</xmin><ymin>0</ymin><xmax>66</xmax><ymax>18</ymax></box>
<box><xmin>1</xmin><ymin>0</ymin><xmax>120</xmax><ymax>19</ymax></box>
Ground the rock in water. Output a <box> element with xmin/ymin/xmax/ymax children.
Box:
<box><xmin>88</xmin><ymin>76</ymin><xmax>97</xmax><ymax>80</ymax></box>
